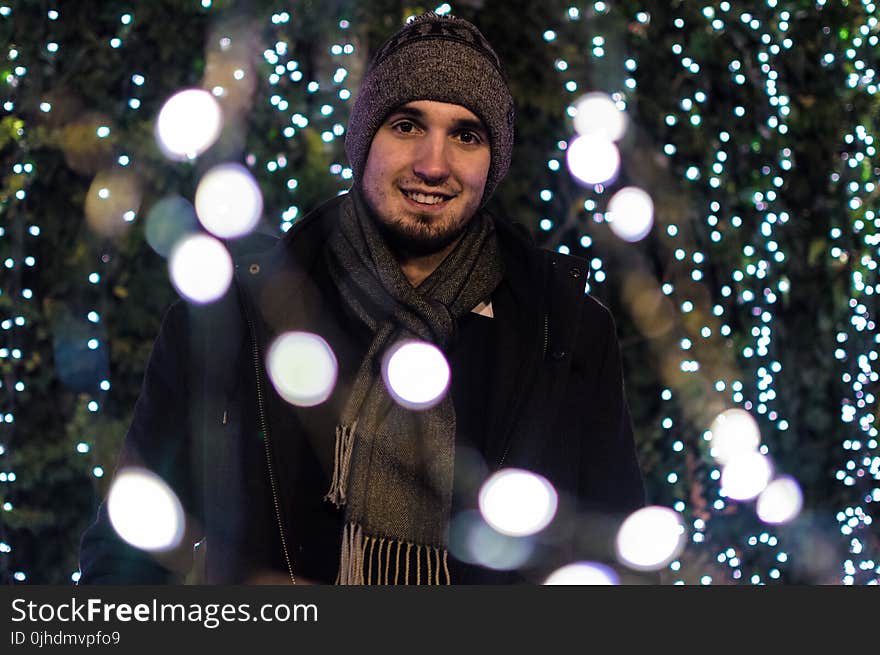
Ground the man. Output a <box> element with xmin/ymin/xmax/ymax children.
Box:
<box><xmin>80</xmin><ymin>12</ymin><xmax>645</xmax><ymax>585</ymax></box>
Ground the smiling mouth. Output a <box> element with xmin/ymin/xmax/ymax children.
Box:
<box><xmin>400</xmin><ymin>188</ymin><xmax>455</xmax><ymax>206</ymax></box>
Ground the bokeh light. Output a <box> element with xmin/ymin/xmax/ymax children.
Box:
<box><xmin>448</xmin><ymin>510</ymin><xmax>533</xmax><ymax>570</ymax></box>
<box><xmin>382</xmin><ymin>341</ymin><xmax>450</xmax><ymax>410</ymax></box>
<box><xmin>721</xmin><ymin>452</ymin><xmax>774</xmax><ymax>501</ymax></box>
<box><xmin>168</xmin><ymin>234</ymin><xmax>233</xmax><ymax>304</ymax></box>
<box><xmin>710</xmin><ymin>408</ymin><xmax>762</xmax><ymax>464</ymax></box>
<box><xmin>266</xmin><ymin>331</ymin><xmax>338</xmax><ymax>407</ymax></box>
<box><xmin>544</xmin><ymin>562</ymin><xmax>619</xmax><ymax>585</ymax></box>
<box><xmin>11</xmin><ymin>0</ymin><xmax>879</xmax><ymax>588</ymax></box>
<box><xmin>478</xmin><ymin>468</ymin><xmax>558</xmax><ymax>537</ymax></box>
<box><xmin>566</xmin><ymin>134</ymin><xmax>620</xmax><ymax>185</ymax></box>
<box><xmin>107</xmin><ymin>467</ymin><xmax>184</xmax><ymax>552</ymax></box>
<box><xmin>155</xmin><ymin>88</ymin><xmax>222</xmax><ymax>160</ymax></box>
<box><xmin>194</xmin><ymin>163</ymin><xmax>263</xmax><ymax>239</ymax></box>
<box><xmin>573</xmin><ymin>92</ymin><xmax>627</xmax><ymax>141</ymax></box>
<box><xmin>145</xmin><ymin>195</ymin><xmax>198</xmax><ymax>257</ymax></box>
<box><xmin>757</xmin><ymin>476</ymin><xmax>803</xmax><ymax>524</ymax></box>
<box><xmin>84</xmin><ymin>171</ymin><xmax>141</xmax><ymax>238</ymax></box>
<box><xmin>607</xmin><ymin>186</ymin><xmax>654</xmax><ymax>242</ymax></box>
<box><xmin>616</xmin><ymin>505</ymin><xmax>686</xmax><ymax>571</ymax></box>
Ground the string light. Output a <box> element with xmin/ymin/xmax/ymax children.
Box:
<box><xmin>2</xmin><ymin>7</ymin><xmax>163</xmax><ymax>582</ymax></box>
<box><xmin>829</xmin><ymin>1</ymin><xmax>880</xmax><ymax>585</ymax></box>
<box><xmin>656</xmin><ymin>4</ymin><xmax>806</xmax><ymax>583</ymax></box>
<box><xmin>544</xmin><ymin>3</ymin><xmax>858</xmax><ymax>584</ymax></box>
<box><xmin>2</xmin><ymin>0</ymin><xmax>877</xmax><ymax>587</ymax></box>
<box><xmin>257</xmin><ymin>10</ymin><xmax>354</xmax><ymax>232</ymax></box>
<box><xmin>0</xmin><ymin>3</ymin><xmax>52</xmax><ymax>584</ymax></box>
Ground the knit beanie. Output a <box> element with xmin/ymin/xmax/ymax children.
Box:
<box><xmin>345</xmin><ymin>12</ymin><xmax>515</xmax><ymax>203</ymax></box>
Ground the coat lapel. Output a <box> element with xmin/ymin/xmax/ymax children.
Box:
<box><xmin>482</xmin><ymin>221</ymin><xmax>550</xmax><ymax>469</ymax></box>
<box><xmin>482</xmin><ymin>221</ymin><xmax>590</xmax><ymax>471</ymax></box>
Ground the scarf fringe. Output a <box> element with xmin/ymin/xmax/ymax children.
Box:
<box><xmin>336</xmin><ymin>522</ymin><xmax>451</xmax><ymax>585</ymax></box>
<box><xmin>324</xmin><ymin>420</ymin><xmax>358</xmax><ymax>507</ymax></box>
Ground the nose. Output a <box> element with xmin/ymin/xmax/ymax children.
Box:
<box><xmin>412</xmin><ymin>133</ymin><xmax>450</xmax><ymax>185</ymax></box>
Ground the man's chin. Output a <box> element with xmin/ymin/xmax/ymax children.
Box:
<box><xmin>374</xmin><ymin>217</ymin><xmax>466</xmax><ymax>257</ymax></box>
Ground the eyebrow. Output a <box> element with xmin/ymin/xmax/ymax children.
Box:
<box><xmin>386</xmin><ymin>106</ymin><xmax>489</xmax><ymax>138</ymax></box>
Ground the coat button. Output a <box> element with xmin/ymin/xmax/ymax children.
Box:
<box><xmin>569</xmin><ymin>267</ymin><xmax>581</xmax><ymax>279</ymax></box>
<box><xmin>249</xmin><ymin>264</ymin><xmax>260</xmax><ymax>275</ymax></box>
<box><xmin>552</xmin><ymin>350</ymin><xmax>567</xmax><ymax>360</ymax></box>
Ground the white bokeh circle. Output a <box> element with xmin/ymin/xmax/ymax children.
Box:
<box><xmin>168</xmin><ymin>233</ymin><xmax>233</xmax><ymax>304</ymax></box>
<box><xmin>710</xmin><ymin>408</ymin><xmax>761</xmax><ymax>464</ymax></box>
<box><xmin>156</xmin><ymin>89</ymin><xmax>222</xmax><ymax>160</ymax></box>
<box><xmin>615</xmin><ymin>505</ymin><xmax>686</xmax><ymax>571</ymax></box>
<box><xmin>478</xmin><ymin>468</ymin><xmax>558</xmax><ymax>537</ymax></box>
<box><xmin>607</xmin><ymin>186</ymin><xmax>654</xmax><ymax>242</ymax></box>
<box><xmin>383</xmin><ymin>341</ymin><xmax>450</xmax><ymax>410</ymax></box>
<box><xmin>720</xmin><ymin>452</ymin><xmax>774</xmax><ymax>501</ymax></box>
<box><xmin>194</xmin><ymin>163</ymin><xmax>263</xmax><ymax>239</ymax></box>
<box><xmin>544</xmin><ymin>562</ymin><xmax>619</xmax><ymax>585</ymax></box>
<box><xmin>573</xmin><ymin>92</ymin><xmax>627</xmax><ymax>141</ymax></box>
<box><xmin>107</xmin><ymin>467</ymin><xmax>184</xmax><ymax>552</ymax></box>
<box><xmin>566</xmin><ymin>134</ymin><xmax>620</xmax><ymax>186</ymax></box>
<box><xmin>757</xmin><ymin>476</ymin><xmax>803</xmax><ymax>524</ymax></box>
<box><xmin>266</xmin><ymin>332</ymin><xmax>338</xmax><ymax>407</ymax></box>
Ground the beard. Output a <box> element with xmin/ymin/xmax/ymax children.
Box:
<box><xmin>372</xmin><ymin>209</ymin><xmax>472</xmax><ymax>257</ymax></box>
<box><xmin>360</xmin><ymin>180</ymin><xmax>477</xmax><ymax>256</ymax></box>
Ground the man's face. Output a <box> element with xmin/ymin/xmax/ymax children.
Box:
<box><xmin>361</xmin><ymin>100</ymin><xmax>491</xmax><ymax>255</ymax></box>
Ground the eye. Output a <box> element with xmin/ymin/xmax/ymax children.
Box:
<box><xmin>457</xmin><ymin>130</ymin><xmax>484</xmax><ymax>145</ymax></box>
<box><xmin>391</xmin><ymin>120</ymin><xmax>418</xmax><ymax>134</ymax></box>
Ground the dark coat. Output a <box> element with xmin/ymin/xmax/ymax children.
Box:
<box><xmin>79</xmin><ymin>195</ymin><xmax>645</xmax><ymax>584</ymax></box>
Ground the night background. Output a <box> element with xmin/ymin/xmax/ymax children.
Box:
<box><xmin>1</xmin><ymin>0</ymin><xmax>878</xmax><ymax>584</ymax></box>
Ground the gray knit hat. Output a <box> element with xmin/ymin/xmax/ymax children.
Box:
<box><xmin>345</xmin><ymin>12</ymin><xmax>515</xmax><ymax>203</ymax></box>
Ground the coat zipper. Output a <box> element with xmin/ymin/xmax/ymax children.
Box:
<box><xmin>542</xmin><ymin>312</ymin><xmax>549</xmax><ymax>359</ymax></box>
<box><xmin>498</xmin><ymin>313</ymin><xmax>549</xmax><ymax>469</ymax></box>
<box><xmin>243</xmin><ymin>302</ymin><xmax>296</xmax><ymax>584</ymax></box>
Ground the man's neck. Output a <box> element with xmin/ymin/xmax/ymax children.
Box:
<box><xmin>397</xmin><ymin>236</ymin><xmax>463</xmax><ymax>287</ymax></box>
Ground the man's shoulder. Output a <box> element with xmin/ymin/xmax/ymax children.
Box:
<box><xmin>226</xmin><ymin>230</ymin><xmax>279</xmax><ymax>260</ymax></box>
<box><xmin>231</xmin><ymin>192</ymin><xmax>348</xmax><ymax>277</ymax></box>
<box><xmin>492</xmin><ymin>214</ymin><xmax>589</xmax><ymax>274</ymax></box>
<box><xmin>537</xmin><ymin>248</ymin><xmax>612</xmax><ymax>315</ymax></box>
